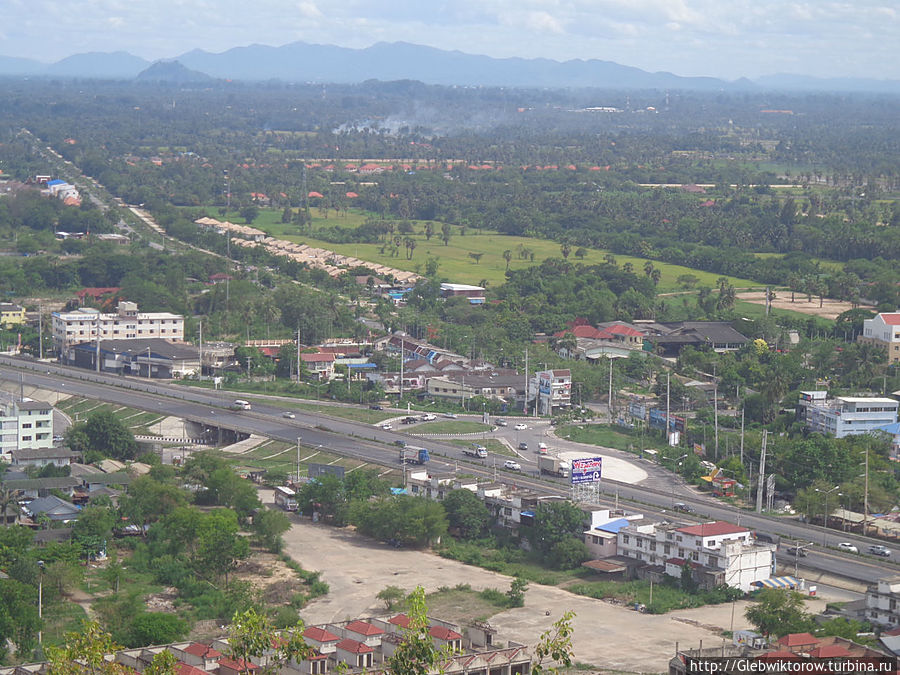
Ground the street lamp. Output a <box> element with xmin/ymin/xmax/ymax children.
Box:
<box><xmin>668</xmin><ymin>454</ymin><xmax>688</xmax><ymax>505</ymax></box>
<box><xmin>815</xmin><ymin>485</ymin><xmax>841</xmax><ymax>546</ymax></box>
<box><xmin>37</xmin><ymin>560</ymin><xmax>44</xmax><ymax>645</ymax></box>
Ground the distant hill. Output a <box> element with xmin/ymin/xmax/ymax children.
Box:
<box><xmin>47</xmin><ymin>51</ymin><xmax>150</xmax><ymax>79</ymax></box>
<box><xmin>0</xmin><ymin>41</ymin><xmax>899</xmax><ymax>93</ymax></box>
<box><xmin>135</xmin><ymin>60</ymin><xmax>214</xmax><ymax>84</ymax></box>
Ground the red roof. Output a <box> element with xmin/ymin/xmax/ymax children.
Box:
<box><xmin>883</xmin><ymin>627</ymin><xmax>900</xmax><ymax>637</ymax></box>
<box><xmin>880</xmin><ymin>313</ymin><xmax>900</xmax><ymax>326</ymax></box>
<box><xmin>345</xmin><ymin>192</ymin><xmax>359</xmax><ymax>198</ymax></box>
<box><xmin>554</xmin><ymin>325</ymin><xmax>604</xmax><ymax>339</ymax></box>
<box><xmin>345</xmin><ymin>620</ymin><xmax>383</xmax><ymax>637</ymax></box>
<box><xmin>308</xmin><ymin>191</ymin><xmax>324</xmax><ymax>198</ymax></box>
<box><xmin>605</xmin><ymin>324</ymin><xmax>644</xmax><ymax>337</ymax></box>
<box><xmin>336</xmin><ymin>638</ymin><xmax>374</xmax><ymax>654</ymax></box>
<box><xmin>183</xmin><ymin>643</ymin><xmax>221</xmax><ymax>658</ymax></box>
<box><xmin>676</xmin><ymin>522</ymin><xmax>749</xmax><ymax>537</ymax></box>
<box><xmin>429</xmin><ymin>626</ymin><xmax>462</xmax><ymax>641</ymax></box>
<box><xmin>217</xmin><ymin>658</ymin><xmax>258</xmax><ymax>672</ymax></box>
<box><xmin>304</xmin><ymin>626</ymin><xmax>340</xmax><ymax>642</ymax></box>
<box><xmin>776</xmin><ymin>633</ymin><xmax>819</xmax><ymax>648</ymax></box>
<box><xmin>175</xmin><ymin>664</ymin><xmax>208</xmax><ymax>675</ymax></box>
<box><xmin>809</xmin><ymin>645</ymin><xmax>851</xmax><ymax>658</ymax></box>
<box><xmin>301</xmin><ymin>353</ymin><xmax>336</xmax><ymax>363</ymax></box>
<box><xmin>389</xmin><ymin>614</ymin><xmax>411</xmax><ymax>628</ymax></box>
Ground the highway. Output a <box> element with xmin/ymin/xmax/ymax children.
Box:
<box><xmin>1</xmin><ymin>354</ymin><xmax>896</xmax><ymax>585</ymax></box>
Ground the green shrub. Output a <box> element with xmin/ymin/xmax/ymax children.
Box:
<box><xmin>272</xmin><ymin>606</ymin><xmax>300</xmax><ymax>628</ymax></box>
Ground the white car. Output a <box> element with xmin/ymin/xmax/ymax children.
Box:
<box><xmin>282</xmin><ymin>411</ymin><xmax>295</xmax><ymax>419</ymax></box>
<box><xmin>503</xmin><ymin>460</ymin><xmax>522</xmax><ymax>471</ymax></box>
<box><xmin>422</xmin><ymin>414</ymin><xmax>437</xmax><ymax>421</ymax></box>
<box><xmin>380</xmin><ymin>424</ymin><xmax>393</xmax><ymax>431</ymax></box>
<box><xmin>836</xmin><ymin>542</ymin><xmax>859</xmax><ymax>554</ymax></box>
<box><xmin>514</xmin><ymin>423</ymin><xmax>527</xmax><ymax>430</ymax></box>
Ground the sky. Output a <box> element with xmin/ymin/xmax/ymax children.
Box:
<box><xmin>2</xmin><ymin>0</ymin><xmax>899</xmax><ymax>80</ymax></box>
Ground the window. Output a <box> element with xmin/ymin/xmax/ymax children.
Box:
<box><xmin>691</xmin><ymin>552</ymin><xmax>699</xmax><ymax>561</ymax></box>
<box><xmin>664</xmin><ymin>544</ymin><xmax>671</xmax><ymax>554</ymax></box>
<box><xmin>650</xmin><ymin>542</ymin><xmax>656</xmax><ymax>551</ymax></box>
<box><xmin>622</xmin><ymin>535</ymin><xmax>630</xmax><ymax>544</ymax></box>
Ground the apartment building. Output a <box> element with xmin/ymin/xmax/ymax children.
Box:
<box><xmin>616</xmin><ymin>520</ymin><xmax>774</xmax><ymax>591</ymax></box>
<box><xmin>0</xmin><ymin>398</ymin><xmax>54</xmax><ymax>458</ymax></box>
<box><xmin>530</xmin><ymin>369</ymin><xmax>572</xmax><ymax>415</ymax></box>
<box><xmin>52</xmin><ymin>301</ymin><xmax>184</xmax><ymax>361</ymax></box>
<box><xmin>805</xmin><ymin>396</ymin><xmax>898</xmax><ymax>438</ymax></box>
<box><xmin>0</xmin><ymin>303</ymin><xmax>26</xmax><ymax>328</ymax></box>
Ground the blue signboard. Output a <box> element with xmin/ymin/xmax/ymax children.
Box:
<box><xmin>571</xmin><ymin>456</ymin><xmax>603</xmax><ymax>485</ymax></box>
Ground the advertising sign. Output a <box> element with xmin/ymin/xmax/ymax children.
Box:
<box><xmin>571</xmin><ymin>456</ymin><xmax>603</xmax><ymax>484</ymax></box>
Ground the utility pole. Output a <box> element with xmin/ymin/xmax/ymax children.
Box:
<box><xmin>756</xmin><ymin>430</ymin><xmax>768</xmax><ymax>514</ymax></box>
<box><xmin>665</xmin><ymin>371</ymin><xmax>671</xmax><ymax>445</ymax></box>
<box><xmin>296</xmin><ymin>437</ymin><xmax>302</xmax><ymax>484</ymax></box>
<box><xmin>198</xmin><ymin>319</ymin><xmax>203</xmax><ymax>378</ymax></box>
<box><xmin>399</xmin><ymin>337</ymin><xmax>404</xmax><ymax>400</ymax></box>
<box><xmin>296</xmin><ymin>326</ymin><xmax>301</xmax><ymax>383</ymax></box>
<box><xmin>95</xmin><ymin>312</ymin><xmax>101</xmax><ymax>373</ymax></box>
<box><xmin>608</xmin><ymin>358</ymin><xmax>614</xmax><ymax>423</ymax></box>
<box><xmin>523</xmin><ymin>347</ymin><xmax>529</xmax><ymax>414</ymax></box>
<box><xmin>713</xmin><ymin>366</ymin><xmax>719</xmax><ymax>459</ymax></box>
<box><xmin>864</xmin><ymin>448</ymin><xmax>869</xmax><ymax>536</ymax></box>
<box><xmin>38</xmin><ymin>304</ymin><xmax>43</xmax><ymax>360</ymax></box>
<box><xmin>739</xmin><ymin>406</ymin><xmax>745</xmax><ymax>466</ymax></box>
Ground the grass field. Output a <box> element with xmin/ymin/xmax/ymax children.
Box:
<box><xmin>556</xmin><ymin>423</ymin><xmax>670</xmax><ymax>455</ymax></box>
<box><xmin>205</xmin><ymin>206</ymin><xmax>760</xmax><ymax>291</ymax></box>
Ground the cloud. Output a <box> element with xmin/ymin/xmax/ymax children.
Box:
<box><xmin>296</xmin><ymin>1</ymin><xmax>322</xmax><ymax>19</ymax></box>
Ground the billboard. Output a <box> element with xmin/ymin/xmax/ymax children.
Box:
<box><xmin>571</xmin><ymin>456</ymin><xmax>603</xmax><ymax>485</ymax></box>
<box><xmin>308</xmin><ymin>463</ymin><xmax>346</xmax><ymax>480</ymax></box>
<box><xmin>648</xmin><ymin>409</ymin><xmax>685</xmax><ymax>433</ymax></box>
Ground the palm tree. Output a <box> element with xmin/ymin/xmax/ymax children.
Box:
<box><xmin>0</xmin><ymin>488</ymin><xmax>19</xmax><ymax>526</ymax></box>
<box><xmin>503</xmin><ymin>250</ymin><xmax>512</xmax><ymax>271</ymax></box>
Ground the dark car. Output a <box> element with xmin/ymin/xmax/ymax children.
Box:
<box><xmin>782</xmin><ymin>545</ymin><xmax>808</xmax><ymax>557</ymax></box>
<box><xmin>518</xmin><ymin>441</ymin><xmax>528</xmax><ymax>451</ymax></box>
<box><xmin>672</xmin><ymin>502</ymin><xmax>696</xmax><ymax>514</ymax></box>
<box><xmin>369</xmin><ymin>404</ymin><xmax>383</xmax><ymax>410</ymax></box>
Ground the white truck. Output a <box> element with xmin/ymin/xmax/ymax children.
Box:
<box><xmin>274</xmin><ymin>485</ymin><xmax>298</xmax><ymax>512</ymax></box>
<box><xmin>463</xmin><ymin>444</ymin><xmax>488</xmax><ymax>458</ymax></box>
<box><xmin>538</xmin><ymin>455</ymin><xmax>571</xmax><ymax>478</ymax></box>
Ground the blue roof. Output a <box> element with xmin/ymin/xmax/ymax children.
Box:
<box><xmin>390</xmin><ymin>487</ymin><xmax>408</xmax><ymax>495</ymax></box>
<box><xmin>348</xmin><ymin>363</ymin><xmax>377</xmax><ymax>369</ymax></box>
<box><xmin>597</xmin><ymin>518</ymin><xmax>631</xmax><ymax>534</ymax></box>
<box><xmin>45</xmin><ymin>179</ymin><xmax>65</xmax><ymax>187</ymax></box>
<box><xmin>521</xmin><ymin>510</ymin><xmax>535</xmax><ymax>517</ymax></box>
<box><xmin>876</xmin><ymin>423</ymin><xmax>900</xmax><ymax>435</ymax></box>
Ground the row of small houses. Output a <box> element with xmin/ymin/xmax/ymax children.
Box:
<box><xmin>2</xmin><ymin>613</ymin><xmax>528</xmax><ymax>675</ymax></box>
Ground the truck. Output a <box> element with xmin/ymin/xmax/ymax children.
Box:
<box><xmin>274</xmin><ymin>485</ymin><xmax>298</xmax><ymax>512</ymax></box>
<box><xmin>399</xmin><ymin>447</ymin><xmax>430</xmax><ymax>465</ymax></box>
<box><xmin>463</xmin><ymin>444</ymin><xmax>488</xmax><ymax>458</ymax></box>
<box><xmin>538</xmin><ymin>455</ymin><xmax>571</xmax><ymax>478</ymax></box>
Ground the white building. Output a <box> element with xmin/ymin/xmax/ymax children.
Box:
<box><xmin>52</xmin><ymin>301</ymin><xmax>184</xmax><ymax>361</ymax></box>
<box><xmin>860</xmin><ymin>313</ymin><xmax>900</xmax><ymax>364</ymax></box>
<box><xmin>0</xmin><ymin>399</ymin><xmax>54</xmax><ymax>458</ymax></box>
<box><xmin>805</xmin><ymin>396</ymin><xmax>899</xmax><ymax>438</ymax></box>
<box><xmin>866</xmin><ymin>577</ymin><xmax>900</xmax><ymax>628</ymax></box>
<box><xmin>617</xmin><ymin>520</ymin><xmax>775</xmax><ymax>591</ymax></box>
<box><xmin>529</xmin><ymin>369</ymin><xmax>572</xmax><ymax>416</ymax></box>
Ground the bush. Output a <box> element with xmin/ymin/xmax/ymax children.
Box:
<box><xmin>272</xmin><ymin>606</ymin><xmax>300</xmax><ymax>629</ymax></box>
<box><xmin>126</xmin><ymin>612</ymin><xmax>188</xmax><ymax>647</ymax></box>
<box><xmin>477</xmin><ymin>588</ymin><xmax>509</xmax><ymax>608</ymax></box>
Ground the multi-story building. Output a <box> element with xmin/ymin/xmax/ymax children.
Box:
<box><xmin>0</xmin><ymin>303</ymin><xmax>26</xmax><ymax>328</ymax></box>
<box><xmin>616</xmin><ymin>520</ymin><xmax>774</xmax><ymax>591</ymax></box>
<box><xmin>859</xmin><ymin>313</ymin><xmax>900</xmax><ymax>364</ymax></box>
<box><xmin>52</xmin><ymin>301</ymin><xmax>184</xmax><ymax>361</ymax></box>
<box><xmin>805</xmin><ymin>396</ymin><xmax>898</xmax><ymax>438</ymax></box>
<box><xmin>866</xmin><ymin>577</ymin><xmax>900</xmax><ymax>627</ymax></box>
<box><xmin>530</xmin><ymin>369</ymin><xmax>572</xmax><ymax>415</ymax></box>
<box><xmin>0</xmin><ymin>398</ymin><xmax>54</xmax><ymax>458</ymax></box>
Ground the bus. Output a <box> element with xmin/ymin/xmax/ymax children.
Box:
<box><xmin>232</xmin><ymin>399</ymin><xmax>251</xmax><ymax>410</ymax></box>
<box><xmin>274</xmin><ymin>486</ymin><xmax>298</xmax><ymax>512</ymax></box>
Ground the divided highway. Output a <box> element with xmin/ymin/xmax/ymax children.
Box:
<box><xmin>1</xmin><ymin>354</ymin><xmax>895</xmax><ymax>586</ymax></box>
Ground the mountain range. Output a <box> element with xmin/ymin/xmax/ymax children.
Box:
<box><xmin>1</xmin><ymin>40</ymin><xmax>898</xmax><ymax>93</ymax></box>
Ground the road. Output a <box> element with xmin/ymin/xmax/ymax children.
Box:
<box><xmin>1</xmin><ymin>354</ymin><xmax>897</xmax><ymax>585</ymax></box>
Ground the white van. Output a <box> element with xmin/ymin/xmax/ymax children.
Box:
<box><xmin>538</xmin><ymin>442</ymin><xmax>549</xmax><ymax>454</ymax></box>
<box><xmin>232</xmin><ymin>399</ymin><xmax>251</xmax><ymax>410</ymax></box>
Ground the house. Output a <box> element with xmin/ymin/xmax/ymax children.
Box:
<box><xmin>440</xmin><ymin>283</ymin><xmax>486</xmax><ymax>305</ymax></box>
<box><xmin>866</xmin><ymin>577</ymin><xmax>900</xmax><ymax>627</ymax></box>
<box><xmin>301</xmin><ymin>353</ymin><xmax>336</xmax><ymax>381</ymax></box>
<box><xmin>0</xmin><ymin>303</ymin><xmax>26</xmax><ymax>328</ymax></box>
<box><xmin>75</xmin><ymin>287</ymin><xmax>121</xmax><ymax>306</ymax></box>
<box><xmin>616</xmin><ymin>520</ymin><xmax>774</xmax><ymax>591</ymax></box>
<box><xmin>859</xmin><ymin>313</ymin><xmax>900</xmax><ymax>364</ymax></box>
<box><xmin>11</xmin><ymin>446</ymin><xmax>78</xmax><ymax>469</ymax></box>
<box><xmin>640</xmin><ymin>321</ymin><xmax>748</xmax><ymax>356</ymax></box>
<box><xmin>804</xmin><ymin>396</ymin><xmax>898</xmax><ymax>438</ymax></box>
<box><xmin>25</xmin><ymin>495</ymin><xmax>81</xmax><ymax>522</ymax></box>
<box><xmin>2</xmin><ymin>476</ymin><xmax>81</xmax><ymax>500</ymax></box>
<box><xmin>169</xmin><ymin>642</ymin><xmax>222</xmax><ymax>670</ymax></box>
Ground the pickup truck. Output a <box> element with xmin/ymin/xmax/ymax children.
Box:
<box><xmin>463</xmin><ymin>444</ymin><xmax>488</xmax><ymax>458</ymax></box>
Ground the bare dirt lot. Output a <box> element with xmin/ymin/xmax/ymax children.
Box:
<box><xmin>280</xmin><ymin>516</ymin><xmax>774</xmax><ymax>674</ymax></box>
<box><xmin>737</xmin><ymin>291</ymin><xmax>874</xmax><ymax>321</ymax></box>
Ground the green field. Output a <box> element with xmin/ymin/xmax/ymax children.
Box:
<box><xmin>206</xmin><ymin>207</ymin><xmax>760</xmax><ymax>291</ymax></box>
<box><xmin>410</xmin><ymin>420</ymin><xmax>492</xmax><ymax>434</ymax></box>
<box><xmin>556</xmin><ymin>423</ymin><xmax>669</xmax><ymax>455</ymax></box>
